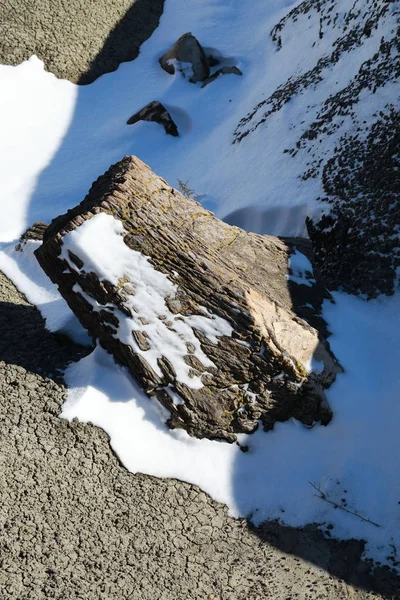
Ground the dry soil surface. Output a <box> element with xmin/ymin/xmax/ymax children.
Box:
<box><xmin>0</xmin><ymin>0</ymin><xmax>164</xmax><ymax>83</ymax></box>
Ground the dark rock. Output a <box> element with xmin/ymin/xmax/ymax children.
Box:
<box><xmin>159</xmin><ymin>32</ymin><xmax>210</xmax><ymax>83</ymax></box>
<box><xmin>127</xmin><ymin>101</ymin><xmax>178</xmax><ymax>137</ymax></box>
<box><xmin>307</xmin><ymin>107</ymin><xmax>400</xmax><ymax>298</ymax></box>
<box><xmin>36</xmin><ymin>156</ymin><xmax>341</xmax><ymax>443</ymax></box>
<box><xmin>207</xmin><ymin>55</ymin><xmax>220</xmax><ymax>67</ymax></box>
<box><xmin>201</xmin><ymin>66</ymin><xmax>243</xmax><ymax>88</ymax></box>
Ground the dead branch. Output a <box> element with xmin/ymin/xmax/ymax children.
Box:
<box><xmin>309</xmin><ymin>482</ymin><xmax>381</xmax><ymax>528</ymax></box>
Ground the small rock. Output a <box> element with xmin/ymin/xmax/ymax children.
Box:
<box><xmin>127</xmin><ymin>101</ymin><xmax>178</xmax><ymax>137</ymax></box>
<box><xmin>159</xmin><ymin>32</ymin><xmax>210</xmax><ymax>83</ymax></box>
<box><xmin>15</xmin><ymin>222</ymin><xmax>48</xmax><ymax>251</ymax></box>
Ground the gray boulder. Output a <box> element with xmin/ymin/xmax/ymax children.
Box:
<box><xmin>159</xmin><ymin>32</ymin><xmax>210</xmax><ymax>83</ymax></box>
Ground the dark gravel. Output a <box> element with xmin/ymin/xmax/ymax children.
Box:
<box><xmin>234</xmin><ymin>0</ymin><xmax>400</xmax><ymax>298</ymax></box>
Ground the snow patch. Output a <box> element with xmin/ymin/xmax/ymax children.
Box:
<box><xmin>61</xmin><ymin>213</ymin><xmax>233</xmax><ymax>389</ymax></box>
<box><xmin>0</xmin><ymin>240</ymin><xmax>90</xmax><ymax>345</ymax></box>
<box><xmin>62</xmin><ymin>291</ymin><xmax>400</xmax><ymax>567</ymax></box>
<box><xmin>166</xmin><ymin>58</ymin><xmax>195</xmax><ymax>80</ymax></box>
<box><xmin>286</xmin><ymin>249</ymin><xmax>316</xmax><ymax>287</ymax></box>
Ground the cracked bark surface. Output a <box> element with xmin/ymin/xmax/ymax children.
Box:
<box><xmin>36</xmin><ymin>156</ymin><xmax>342</xmax><ymax>443</ymax></box>
<box><xmin>0</xmin><ymin>271</ymin><xmax>398</xmax><ymax>599</ymax></box>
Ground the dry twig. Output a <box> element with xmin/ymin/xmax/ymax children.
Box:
<box><xmin>177</xmin><ymin>178</ymin><xmax>198</xmax><ymax>199</ymax></box>
<box><xmin>309</xmin><ymin>482</ymin><xmax>381</xmax><ymax>528</ymax></box>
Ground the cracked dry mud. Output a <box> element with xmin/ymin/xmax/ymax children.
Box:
<box><xmin>1</xmin><ymin>0</ymin><xmax>164</xmax><ymax>84</ymax></box>
<box><xmin>0</xmin><ymin>271</ymin><xmax>398</xmax><ymax>599</ymax></box>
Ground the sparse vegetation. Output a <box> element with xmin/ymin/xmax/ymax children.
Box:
<box><xmin>177</xmin><ymin>178</ymin><xmax>199</xmax><ymax>199</ymax></box>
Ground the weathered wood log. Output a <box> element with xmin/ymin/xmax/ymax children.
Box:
<box><xmin>15</xmin><ymin>221</ymin><xmax>48</xmax><ymax>251</ymax></box>
<box><xmin>35</xmin><ymin>156</ymin><xmax>341</xmax><ymax>443</ymax></box>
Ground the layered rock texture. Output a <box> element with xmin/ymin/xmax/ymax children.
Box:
<box><xmin>234</xmin><ymin>0</ymin><xmax>400</xmax><ymax>298</ymax></box>
<box><xmin>1</xmin><ymin>0</ymin><xmax>164</xmax><ymax>83</ymax></box>
<box><xmin>36</xmin><ymin>156</ymin><xmax>341</xmax><ymax>443</ymax></box>
<box><xmin>15</xmin><ymin>221</ymin><xmax>48</xmax><ymax>251</ymax></box>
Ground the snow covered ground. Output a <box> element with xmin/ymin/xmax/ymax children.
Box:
<box><xmin>0</xmin><ymin>0</ymin><xmax>399</xmax><ymax>569</ymax></box>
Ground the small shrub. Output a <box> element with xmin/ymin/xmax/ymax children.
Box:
<box><xmin>177</xmin><ymin>178</ymin><xmax>199</xmax><ymax>199</ymax></box>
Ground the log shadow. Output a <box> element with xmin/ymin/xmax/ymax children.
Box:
<box><xmin>224</xmin><ymin>203</ymin><xmax>324</xmax><ymax>238</ymax></box>
<box><xmin>253</xmin><ymin>520</ymin><xmax>400</xmax><ymax>596</ymax></box>
<box><xmin>230</xmin><ymin>239</ymin><xmax>400</xmax><ymax>596</ymax></box>
<box><xmin>0</xmin><ymin>299</ymin><xmax>90</xmax><ymax>380</ymax></box>
<box><xmin>77</xmin><ymin>0</ymin><xmax>164</xmax><ymax>85</ymax></box>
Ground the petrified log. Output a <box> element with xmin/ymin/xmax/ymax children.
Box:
<box><xmin>36</xmin><ymin>156</ymin><xmax>341</xmax><ymax>443</ymax></box>
<box><xmin>127</xmin><ymin>101</ymin><xmax>178</xmax><ymax>137</ymax></box>
<box><xmin>159</xmin><ymin>32</ymin><xmax>210</xmax><ymax>83</ymax></box>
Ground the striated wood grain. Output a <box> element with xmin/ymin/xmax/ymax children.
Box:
<box><xmin>36</xmin><ymin>156</ymin><xmax>341</xmax><ymax>442</ymax></box>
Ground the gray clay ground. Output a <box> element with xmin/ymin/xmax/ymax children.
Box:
<box><xmin>0</xmin><ymin>272</ymin><xmax>399</xmax><ymax>599</ymax></box>
<box><xmin>1</xmin><ymin>0</ymin><xmax>164</xmax><ymax>83</ymax></box>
